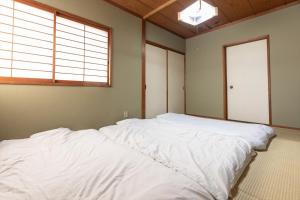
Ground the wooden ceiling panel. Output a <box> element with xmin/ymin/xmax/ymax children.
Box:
<box><xmin>105</xmin><ymin>0</ymin><xmax>150</xmax><ymax>16</ymax></box>
<box><xmin>104</xmin><ymin>0</ymin><xmax>300</xmax><ymax>38</ymax></box>
<box><xmin>210</xmin><ymin>0</ymin><xmax>254</xmax><ymax>21</ymax></box>
<box><xmin>203</xmin><ymin>16</ymin><xmax>227</xmax><ymax>29</ymax></box>
<box><xmin>249</xmin><ymin>0</ymin><xmax>287</xmax><ymax>13</ymax></box>
<box><xmin>138</xmin><ymin>0</ymin><xmax>172</xmax><ymax>9</ymax></box>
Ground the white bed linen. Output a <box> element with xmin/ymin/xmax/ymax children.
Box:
<box><xmin>0</xmin><ymin>128</ymin><xmax>212</xmax><ymax>200</ymax></box>
<box><xmin>156</xmin><ymin>113</ymin><xmax>275</xmax><ymax>150</ymax></box>
<box><xmin>100</xmin><ymin>119</ymin><xmax>252</xmax><ymax>200</ymax></box>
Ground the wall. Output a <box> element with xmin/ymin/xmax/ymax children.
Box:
<box><xmin>186</xmin><ymin>4</ymin><xmax>300</xmax><ymax>128</ymax></box>
<box><xmin>0</xmin><ymin>0</ymin><xmax>142</xmax><ymax>140</ymax></box>
<box><xmin>146</xmin><ymin>22</ymin><xmax>185</xmax><ymax>52</ymax></box>
<box><xmin>0</xmin><ymin>0</ymin><xmax>187</xmax><ymax>140</ymax></box>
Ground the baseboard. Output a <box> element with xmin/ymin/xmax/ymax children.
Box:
<box><xmin>271</xmin><ymin>125</ymin><xmax>300</xmax><ymax>131</ymax></box>
<box><xmin>186</xmin><ymin>113</ymin><xmax>300</xmax><ymax>132</ymax></box>
<box><xmin>186</xmin><ymin>113</ymin><xmax>225</xmax><ymax>120</ymax></box>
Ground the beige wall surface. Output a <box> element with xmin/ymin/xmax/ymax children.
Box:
<box><xmin>0</xmin><ymin>0</ymin><xmax>142</xmax><ymax>140</ymax></box>
<box><xmin>0</xmin><ymin>0</ymin><xmax>187</xmax><ymax>140</ymax></box>
<box><xmin>186</xmin><ymin>4</ymin><xmax>300</xmax><ymax>128</ymax></box>
<box><xmin>146</xmin><ymin>22</ymin><xmax>185</xmax><ymax>52</ymax></box>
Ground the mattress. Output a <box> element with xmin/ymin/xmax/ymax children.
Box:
<box><xmin>156</xmin><ymin>113</ymin><xmax>275</xmax><ymax>150</ymax></box>
<box><xmin>232</xmin><ymin>151</ymin><xmax>256</xmax><ymax>189</ymax></box>
<box><xmin>101</xmin><ymin>118</ymin><xmax>253</xmax><ymax>200</ymax></box>
<box><xmin>0</xmin><ymin>119</ymin><xmax>253</xmax><ymax>200</ymax></box>
<box><xmin>0</xmin><ymin>128</ymin><xmax>212</xmax><ymax>200</ymax></box>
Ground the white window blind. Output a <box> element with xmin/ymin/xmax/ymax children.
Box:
<box><xmin>0</xmin><ymin>0</ymin><xmax>111</xmax><ymax>86</ymax></box>
<box><xmin>55</xmin><ymin>16</ymin><xmax>109</xmax><ymax>83</ymax></box>
<box><xmin>0</xmin><ymin>0</ymin><xmax>54</xmax><ymax>79</ymax></box>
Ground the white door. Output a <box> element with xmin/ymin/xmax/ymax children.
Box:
<box><xmin>226</xmin><ymin>39</ymin><xmax>270</xmax><ymax>124</ymax></box>
<box><xmin>146</xmin><ymin>44</ymin><xmax>167</xmax><ymax>118</ymax></box>
<box><xmin>168</xmin><ymin>51</ymin><xmax>185</xmax><ymax>113</ymax></box>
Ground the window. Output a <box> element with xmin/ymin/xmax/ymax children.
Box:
<box><xmin>0</xmin><ymin>0</ymin><xmax>112</xmax><ymax>87</ymax></box>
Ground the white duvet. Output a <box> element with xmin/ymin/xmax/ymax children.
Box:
<box><xmin>100</xmin><ymin>119</ymin><xmax>252</xmax><ymax>200</ymax></box>
<box><xmin>0</xmin><ymin>128</ymin><xmax>213</xmax><ymax>200</ymax></box>
<box><xmin>156</xmin><ymin>113</ymin><xmax>275</xmax><ymax>150</ymax></box>
<box><xmin>0</xmin><ymin>123</ymin><xmax>252</xmax><ymax>200</ymax></box>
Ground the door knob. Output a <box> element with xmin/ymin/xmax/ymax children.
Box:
<box><xmin>230</xmin><ymin>85</ymin><xmax>234</xmax><ymax>89</ymax></box>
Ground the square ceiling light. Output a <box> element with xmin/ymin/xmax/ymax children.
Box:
<box><xmin>178</xmin><ymin>0</ymin><xmax>218</xmax><ymax>26</ymax></box>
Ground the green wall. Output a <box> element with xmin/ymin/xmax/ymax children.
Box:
<box><xmin>146</xmin><ymin>22</ymin><xmax>185</xmax><ymax>52</ymax></box>
<box><xmin>0</xmin><ymin>0</ymin><xmax>185</xmax><ymax>140</ymax></box>
<box><xmin>0</xmin><ymin>0</ymin><xmax>141</xmax><ymax>140</ymax></box>
<box><xmin>4</xmin><ymin>0</ymin><xmax>297</xmax><ymax>139</ymax></box>
<box><xmin>186</xmin><ymin>4</ymin><xmax>300</xmax><ymax>128</ymax></box>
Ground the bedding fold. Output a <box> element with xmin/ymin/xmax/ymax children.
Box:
<box><xmin>156</xmin><ymin>113</ymin><xmax>275</xmax><ymax>150</ymax></box>
<box><xmin>100</xmin><ymin>119</ymin><xmax>252</xmax><ymax>200</ymax></box>
<box><xmin>0</xmin><ymin>128</ymin><xmax>212</xmax><ymax>200</ymax></box>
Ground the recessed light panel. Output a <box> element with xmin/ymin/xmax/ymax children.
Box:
<box><xmin>178</xmin><ymin>0</ymin><xmax>218</xmax><ymax>26</ymax></box>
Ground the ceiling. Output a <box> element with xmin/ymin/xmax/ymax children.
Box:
<box><xmin>104</xmin><ymin>0</ymin><xmax>299</xmax><ymax>38</ymax></box>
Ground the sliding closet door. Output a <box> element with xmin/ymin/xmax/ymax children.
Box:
<box><xmin>145</xmin><ymin>44</ymin><xmax>167</xmax><ymax>118</ymax></box>
<box><xmin>168</xmin><ymin>51</ymin><xmax>185</xmax><ymax>113</ymax></box>
<box><xmin>226</xmin><ymin>38</ymin><xmax>270</xmax><ymax>124</ymax></box>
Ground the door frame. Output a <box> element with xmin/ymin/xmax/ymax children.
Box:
<box><xmin>222</xmin><ymin>35</ymin><xmax>272</xmax><ymax>125</ymax></box>
<box><xmin>142</xmin><ymin>40</ymin><xmax>186</xmax><ymax>118</ymax></box>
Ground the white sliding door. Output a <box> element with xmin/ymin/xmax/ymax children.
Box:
<box><xmin>168</xmin><ymin>51</ymin><xmax>185</xmax><ymax>113</ymax></box>
<box><xmin>145</xmin><ymin>44</ymin><xmax>167</xmax><ymax>118</ymax></box>
<box><xmin>226</xmin><ymin>38</ymin><xmax>270</xmax><ymax>124</ymax></box>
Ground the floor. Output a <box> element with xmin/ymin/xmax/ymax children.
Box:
<box><xmin>232</xmin><ymin>128</ymin><xmax>300</xmax><ymax>200</ymax></box>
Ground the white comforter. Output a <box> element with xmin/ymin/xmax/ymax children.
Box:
<box><xmin>0</xmin><ymin>128</ymin><xmax>213</xmax><ymax>200</ymax></box>
<box><xmin>156</xmin><ymin>113</ymin><xmax>275</xmax><ymax>150</ymax></box>
<box><xmin>100</xmin><ymin>119</ymin><xmax>252</xmax><ymax>200</ymax></box>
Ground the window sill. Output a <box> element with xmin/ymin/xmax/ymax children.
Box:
<box><xmin>0</xmin><ymin>77</ymin><xmax>111</xmax><ymax>87</ymax></box>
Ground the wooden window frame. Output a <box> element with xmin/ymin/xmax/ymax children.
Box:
<box><xmin>0</xmin><ymin>0</ymin><xmax>112</xmax><ymax>87</ymax></box>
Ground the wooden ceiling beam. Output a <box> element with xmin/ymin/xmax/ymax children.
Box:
<box><xmin>137</xmin><ymin>0</ymin><xmax>196</xmax><ymax>37</ymax></box>
<box><xmin>143</xmin><ymin>0</ymin><xmax>178</xmax><ymax>19</ymax></box>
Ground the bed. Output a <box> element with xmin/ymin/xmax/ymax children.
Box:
<box><xmin>0</xmin><ymin>114</ymin><xmax>274</xmax><ymax>200</ymax></box>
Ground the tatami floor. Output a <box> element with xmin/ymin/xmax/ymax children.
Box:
<box><xmin>232</xmin><ymin>128</ymin><xmax>300</xmax><ymax>200</ymax></box>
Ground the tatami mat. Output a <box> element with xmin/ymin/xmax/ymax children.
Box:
<box><xmin>232</xmin><ymin>128</ymin><xmax>300</xmax><ymax>200</ymax></box>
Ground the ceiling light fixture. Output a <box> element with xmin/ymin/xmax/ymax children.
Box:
<box><xmin>178</xmin><ymin>0</ymin><xmax>218</xmax><ymax>26</ymax></box>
